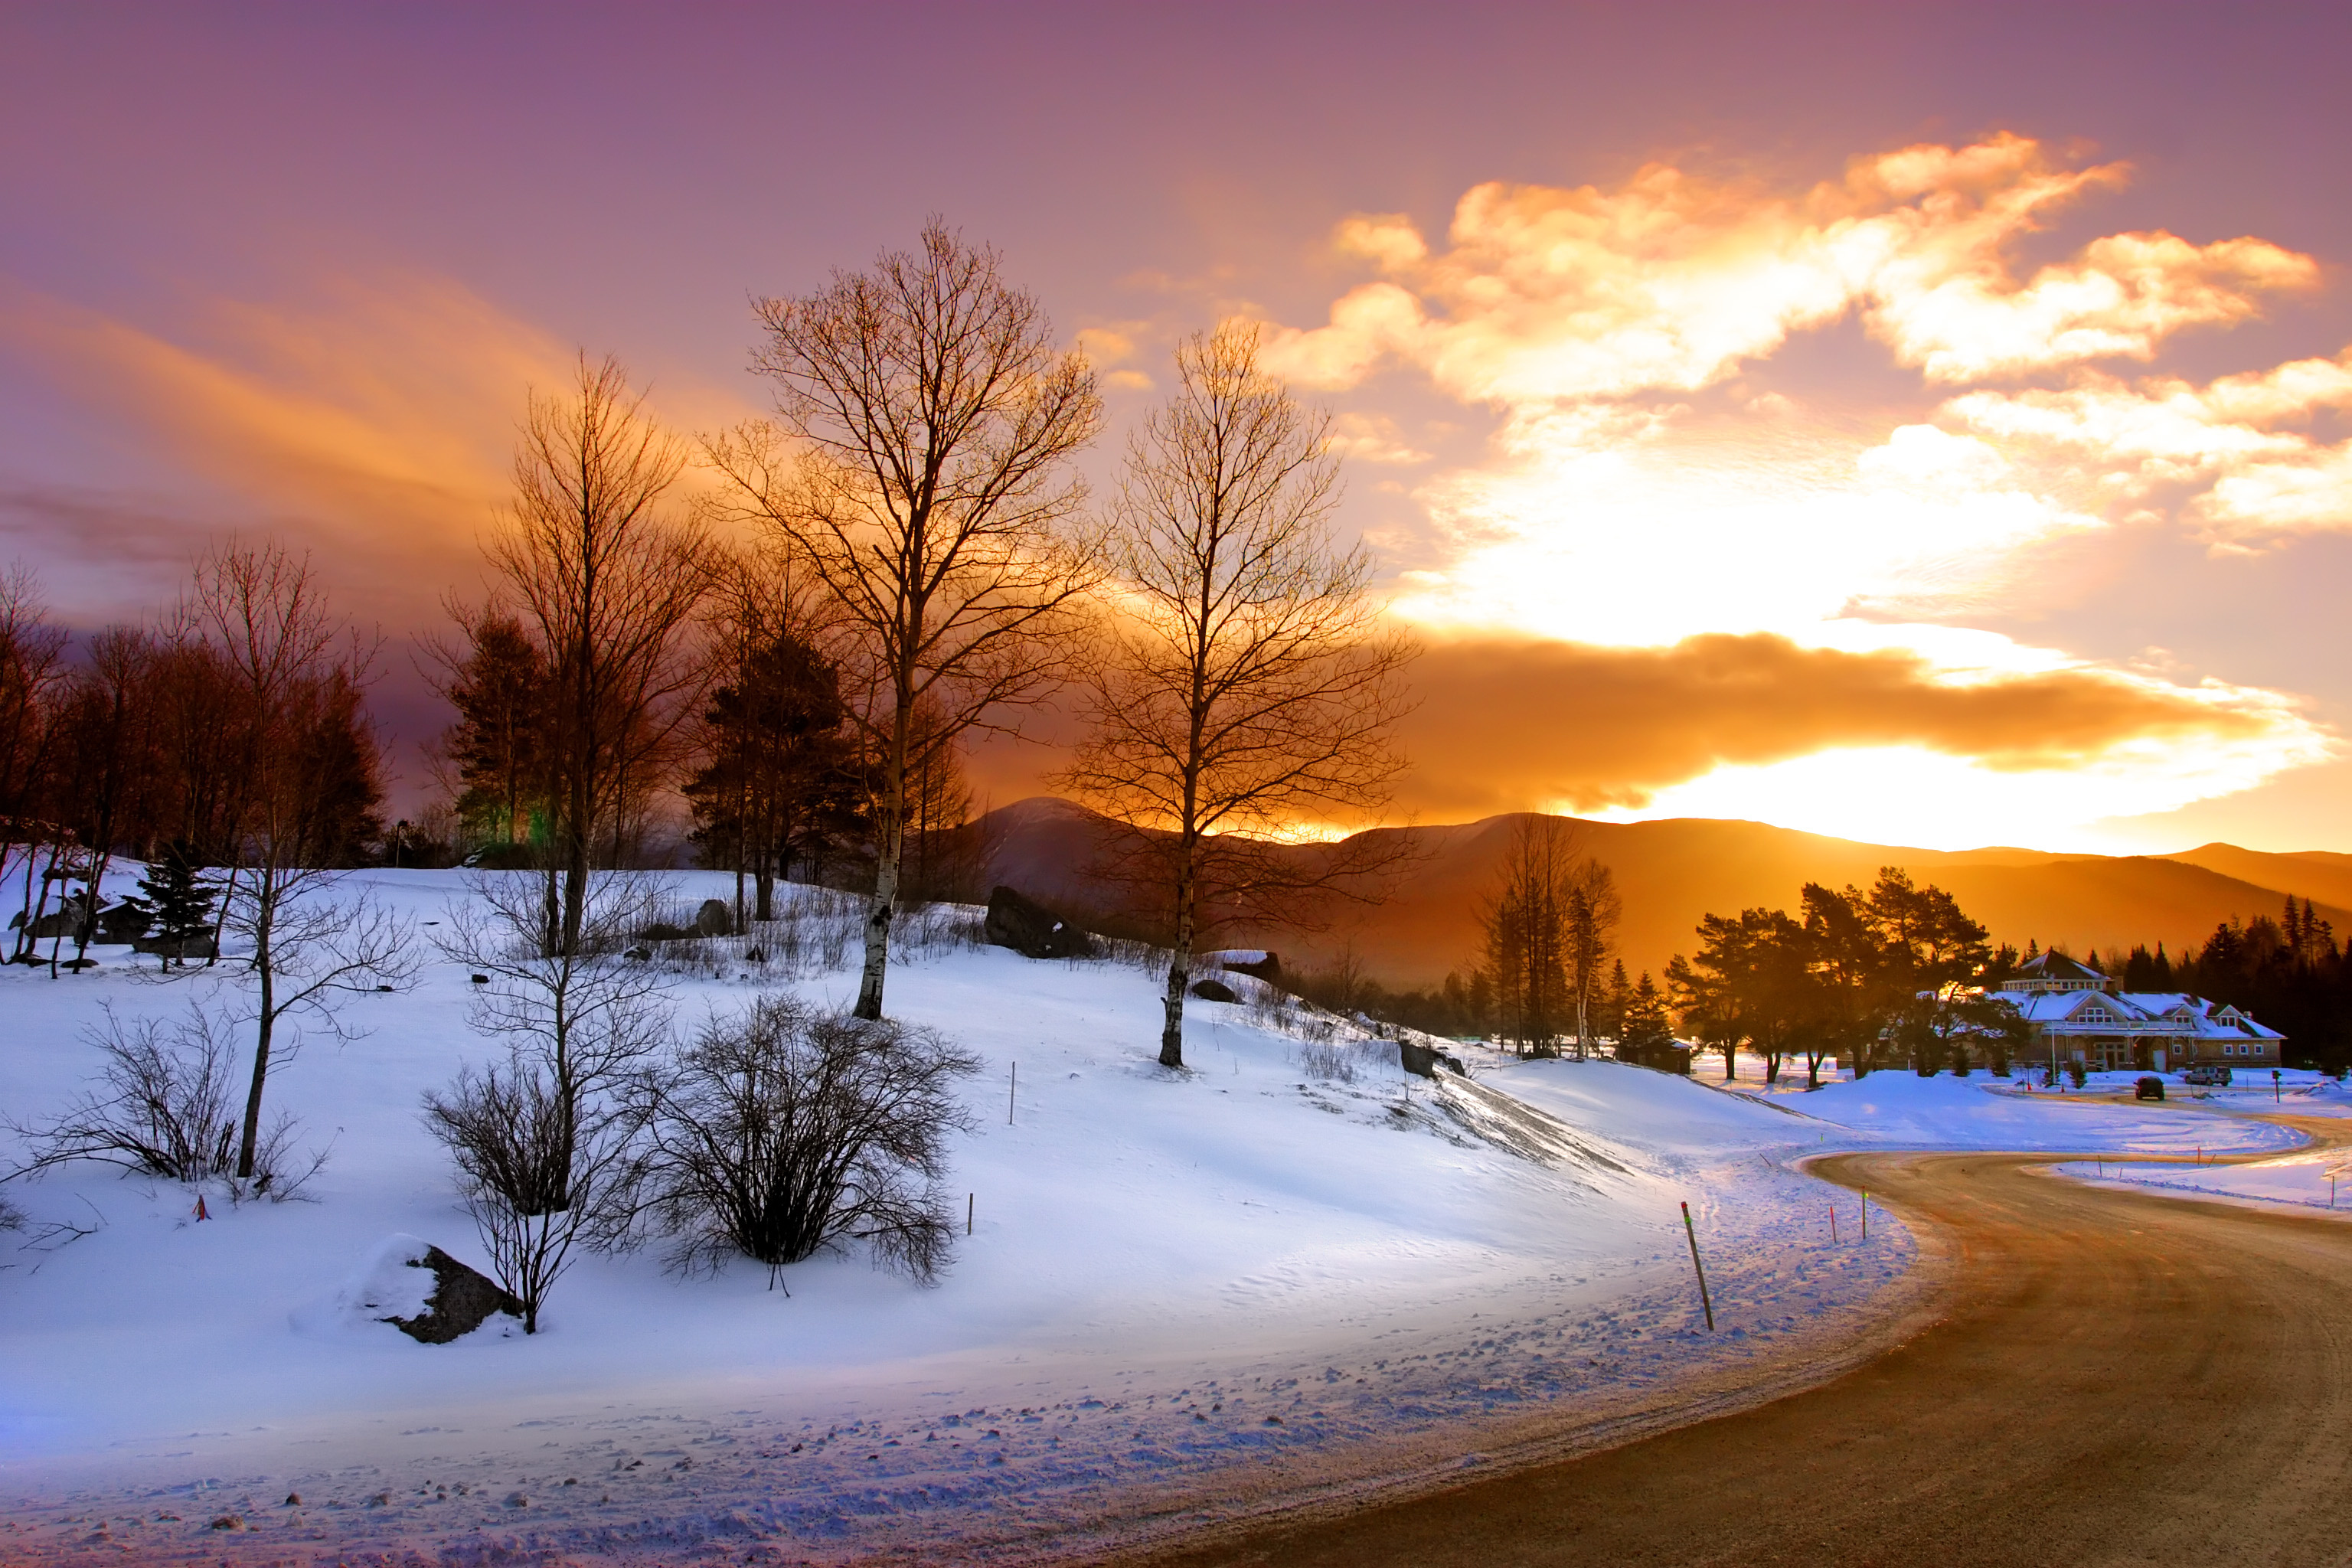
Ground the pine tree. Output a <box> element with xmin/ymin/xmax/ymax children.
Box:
<box><xmin>136</xmin><ymin>839</ymin><xmax>217</xmax><ymax>967</ymax></box>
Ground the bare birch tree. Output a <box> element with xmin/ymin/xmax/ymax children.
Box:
<box><xmin>1059</xmin><ymin>322</ymin><xmax>1415</xmax><ymax>1070</ymax></box>
<box><xmin>706</xmin><ymin>222</ymin><xmax>1103</xmax><ymax>1020</ymax></box>
<box><xmin>482</xmin><ymin>354</ymin><xmax>713</xmax><ymax>956</ymax></box>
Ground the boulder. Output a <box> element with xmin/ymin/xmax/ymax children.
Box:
<box><xmin>378</xmin><ymin>1243</ymin><xmax>524</xmax><ymax>1344</ymax></box>
<box><xmin>1189</xmin><ymin>978</ymin><xmax>1239</xmax><ymax>1004</ymax></box>
<box><xmin>132</xmin><ymin>931</ymin><xmax>216</xmax><ymax>962</ymax></box>
<box><xmin>1399</xmin><ymin>1041</ymin><xmax>1469</xmax><ymax>1079</ymax></box>
<box><xmin>982</xmin><ymin>886</ymin><xmax>1099</xmax><ymax>960</ymax></box>
<box><xmin>695</xmin><ymin>898</ymin><xmax>733</xmax><ymax>937</ymax></box>
<box><xmin>99</xmin><ymin>899</ymin><xmax>153</xmax><ymax>943</ymax></box>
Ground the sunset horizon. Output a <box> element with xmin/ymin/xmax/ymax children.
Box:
<box><xmin>8</xmin><ymin>10</ymin><xmax>2352</xmax><ymax>1566</ymax></box>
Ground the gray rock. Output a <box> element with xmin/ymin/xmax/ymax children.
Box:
<box><xmin>1220</xmin><ymin>952</ymin><xmax>1282</xmax><ymax>984</ymax></box>
<box><xmin>695</xmin><ymin>898</ymin><xmax>733</xmax><ymax>937</ymax></box>
<box><xmin>983</xmin><ymin>886</ymin><xmax>1099</xmax><ymax>960</ymax></box>
<box><xmin>381</xmin><ymin>1246</ymin><xmax>524</xmax><ymax>1344</ymax></box>
<box><xmin>132</xmin><ymin>931</ymin><xmax>216</xmax><ymax>962</ymax></box>
<box><xmin>1400</xmin><ymin>1041</ymin><xmax>1469</xmax><ymax>1079</ymax></box>
<box><xmin>1189</xmin><ymin>978</ymin><xmax>1239</xmax><ymax>1003</ymax></box>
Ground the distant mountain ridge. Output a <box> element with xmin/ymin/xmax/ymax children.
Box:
<box><xmin>956</xmin><ymin>797</ymin><xmax>2351</xmax><ymax>990</ymax></box>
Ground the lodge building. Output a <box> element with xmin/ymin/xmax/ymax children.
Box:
<box><xmin>1985</xmin><ymin>950</ymin><xmax>2284</xmax><ymax>1073</ymax></box>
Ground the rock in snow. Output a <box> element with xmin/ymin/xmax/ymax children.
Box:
<box><xmin>983</xmin><ymin>885</ymin><xmax>1099</xmax><ymax>959</ymax></box>
<box><xmin>337</xmin><ymin>1233</ymin><xmax>523</xmax><ymax>1344</ymax></box>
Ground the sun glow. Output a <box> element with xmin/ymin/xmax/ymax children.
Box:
<box><xmin>1582</xmin><ymin>738</ymin><xmax>2331</xmax><ymax>854</ymax></box>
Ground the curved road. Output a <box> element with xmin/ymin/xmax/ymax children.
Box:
<box><xmin>1130</xmin><ymin>1119</ymin><xmax>2352</xmax><ymax>1567</ymax></box>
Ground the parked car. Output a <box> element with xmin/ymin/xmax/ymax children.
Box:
<box><xmin>2135</xmin><ymin>1075</ymin><xmax>2165</xmax><ymax>1101</ymax></box>
<box><xmin>2183</xmin><ymin>1063</ymin><xmax>2233</xmax><ymax>1086</ymax></box>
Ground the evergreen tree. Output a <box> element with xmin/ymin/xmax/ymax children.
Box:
<box><xmin>1620</xmin><ymin>971</ymin><xmax>1674</xmax><ymax>1057</ymax></box>
<box><xmin>135</xmin><ymin>838</ymin><xmax>216</xmax><ymax>967</ymax></box>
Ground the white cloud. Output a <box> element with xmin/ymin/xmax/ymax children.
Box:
<box><xmin>1262</xmin><ymin>134</ymin><xmax>2313</xmax><ymax>405</ymax></box>
<box><xmin>1945</xmin><ymin>351</ymin><xmax>2352</xmax><ymax>538</ymax></box>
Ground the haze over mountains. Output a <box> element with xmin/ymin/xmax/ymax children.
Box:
<box><xmin>965</xmin><ymin>799</ymin><xmax>2352</xmax><ymax>990</ymax></box>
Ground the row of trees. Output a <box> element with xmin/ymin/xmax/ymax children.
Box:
<box><xmin>0</xmin><ymin>551</ymin><xmax>384</xmax><ymax>970</ymax></box>
<box><xmin>2102</xmin><ymin>894</ymin><xmax>2347</xmax><ymax>1070</ymax></box>
<box><xmin>1665</xmin><ymin>868</ymin><xmax>2027</xmax><ymax>1087</ymax></box>
<box><xmin>439</xmin><ymin>227</ymin><xmax>1413</xmax><ymax>1067</ymax></box>
<box><xmin>1475</xmin><ymin>817</ymin><xmax>1623</xmax><ymax>1056</ymax></box>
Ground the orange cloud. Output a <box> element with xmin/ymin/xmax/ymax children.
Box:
<box><xmin>0</xmin><ymin>273</ymin><xmax>750</xmax><ymax>627</ymax></box>
<box><xmin>1393</xmin><ymin>632</ymin><xmax>2323</xmax><ymax>821</ymax></box>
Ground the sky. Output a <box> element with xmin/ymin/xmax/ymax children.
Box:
<box><xmin>5</xmin><ymin>2</ymin><xmax>2352</xmax><ymax>854</ymax></box>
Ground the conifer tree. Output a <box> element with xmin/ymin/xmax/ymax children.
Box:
<box><xmin>136</xmin><ymin>839</ymin><xmax>216</xmax><ymax>967</ymax></box>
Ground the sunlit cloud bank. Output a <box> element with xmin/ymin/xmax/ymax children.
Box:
<box><xmin>1394</xmin><ymin>633</ymin><xmax>2329</xmax><ymax>849</ymax></box>
<box><xmin>1263</xmin><ymin>134</ymin><xmax>2338</xmax><ymax>845</ymax></box>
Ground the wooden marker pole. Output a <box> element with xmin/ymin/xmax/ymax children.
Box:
<box><xmin>1681</xmin><ymin>1202</ymin><xmax>1715</xmax><ymax>1333</ymax></box>
<box><xmin>1861</xmin><ymin>1191</ymin><xmax>1868</xmax><ymax>1241</ymax></box>
<box><xmin>1008</xmin><ymin>1061</ymin><xmax>1017</xmax><ymax>1126</ymax></box>
<box><xmin>968</xmin><ymin>1193</ymin><xmax>975</xmax><ymax>1235</ymax></box>
<box><xmin>1831</xmin><ymin>1207</ymin><xmax>1839</xmax><ymax>1245</ymax></box>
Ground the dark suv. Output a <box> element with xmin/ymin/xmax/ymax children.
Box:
<box><xmin>2135</xmin><ymin>1075</ymin><xmax>2165</xmax><ymax>1101</ymax></box>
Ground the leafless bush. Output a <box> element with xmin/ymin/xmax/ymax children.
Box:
<box><xmin>1295</xmin><ymin>1037</ymin><xmax>1357</xmax><ymax>1083</ymax></box>
<box><xmin>645</xmin><ymin>995</ymin><xmax>978</xmax><ymax>1285</ymax></box>
<box><xmin>15</xmin><ymin>1002</ymin><xmax>324</xmax><ymax>1198</ymax></box>
<box><xmin>889</xmin><ymin>901</ymin><xmax>985</xmax><ymax>962</ymax></box>
<box><xmin>423</xmin><ymin>1056</ymin><xmax>645</xmax><ymax>1334</ymax></box>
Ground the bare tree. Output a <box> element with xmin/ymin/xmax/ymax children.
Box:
<box><xmin>17</xmin><ymin>1001</ymin><xmax>328</xmax><ymax>1195</ymax></box>
<box><xmin>707</xmin><ymin>221</ymin><xmax>1105</xmax><ymax>1019</ymax></box>
<box><xmin>480</xmin><ymin>354</ymin><xmax>712</xmax><ymax>956</ymax></box>
<box><xmin>1563</xmin><ymin>858</ymin><xmax>1622</xmax><ymax>1060</ymax></box>
<box><xmin>423</xmin><ymin>870</ymin><xmax>674</xmax><ymax>1332</ymax></box>
<box><xmin>218</xmin><ymin>884</ymin><xmax>416</xmax><ymax>1178</ymax></box>
<box><xmin>1481</xmin><ymin>816</ymin><xmax>1575</xmax><ymax>1057</ymax></box>
<box><xmin>644</xmin><ymin>995</ymin><xmax>976</xmax><ymax>1285</ymax></box>
<box><xmin>1059</xmin><ymin>322</ymin><xmax>1415</xmax><ymax>1069</ymax></box>
<box><xmin>189</xmin><ymin>542</ymin><xmax>408</xmax><ymax>1178</ymax></box>
<box><xmin>0</xmin><ymin>567</ymin><xmax>72</xmax><ymax>955</ymax></box>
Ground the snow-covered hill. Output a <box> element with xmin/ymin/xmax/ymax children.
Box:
<box><xmin>0</xmin><ymin>870</ymin><xmax>2301</xmax><ymax>1563</ymax></box>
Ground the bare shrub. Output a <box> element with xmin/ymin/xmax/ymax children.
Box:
<box><xmin>17</xmin><ymin>1002</ymin><xmax>325</xmax><ymax>1197</ymax></box>
<box><xmin>424</xmin><ymin>1056</ymin><xmax>645</xmax><ymax>1334</ymax></box>
<box><xmin>1295</xmin><ymin>1037</ymin><xmax>1357</xmax><ymax>1083</ymax></box>
<box><xmin>645</xmin><ymin>996</ymin><xmax>978</xmax><ymax>1284</ymax></box>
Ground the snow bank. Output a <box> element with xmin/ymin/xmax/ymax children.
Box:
<box><xmin>2060</xmin><ymin>1147</ymin><xmax>2352</xmax><ymax>1212</ymax></box>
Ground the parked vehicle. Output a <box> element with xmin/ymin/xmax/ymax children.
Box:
<box><xmin>2184</xmin><ymin>1064</ymin><xmax>2233</xmax><ymax>1086</ymax></box>
<box><xmin>2135</xmin><ymin>1075</ymin><xmax>2165</xmax><ymax>1101</ymax></box>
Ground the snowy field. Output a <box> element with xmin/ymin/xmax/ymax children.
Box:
<box><xmin>2059</xmin><ymin>1148</ymin><xmax>2352</xmax><ymax>1214</ymax></box>
<box><xmin>0</xmin><ymin>870</ymin><xmax>2310</xmax><ymax>1564</ymax></box>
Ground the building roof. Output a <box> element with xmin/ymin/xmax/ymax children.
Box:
<box><xmin>1983</xmin><ymin>987</ymin><xmax>2284</xmax><ymax>1041</ymax></box>
<box><xmin>2006</xmin><ymin>950</ymin><xmax>2112</xmax><ymax>991</ymax></box>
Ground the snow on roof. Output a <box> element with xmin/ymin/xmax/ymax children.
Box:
<box><xmin>1984</xmin><ymin>988</ymin><xmax>2285</xmax><ymax>1040</ymax></box>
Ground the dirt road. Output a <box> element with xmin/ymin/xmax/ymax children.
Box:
<box><xmin>1131</xmin><ymin>1131</ymin><xmax>2352</xmax><ymax>1567</ymax></box>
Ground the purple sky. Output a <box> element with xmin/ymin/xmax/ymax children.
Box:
<box><xmin>6</xmin><ymin>3</ymin><xmax>2352</xmax><ymax>850</ymax></box>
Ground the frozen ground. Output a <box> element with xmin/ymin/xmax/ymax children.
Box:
<box><xmin>0</xmin><ymin>870</ymin><xmax>2309</xmax><ymax>1564</ymax></box>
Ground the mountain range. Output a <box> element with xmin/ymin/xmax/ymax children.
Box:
<box><xmin>956</xmin><ymin>797</ymin><xmax>2352</xmax><ymax>991</ymax></box>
